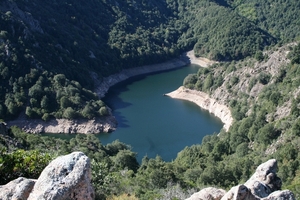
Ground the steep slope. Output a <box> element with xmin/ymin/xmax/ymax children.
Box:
<box><xmin>0</xmin><ymin>0</ymin><xmax>279</xmax><ymax>123</ymax></box>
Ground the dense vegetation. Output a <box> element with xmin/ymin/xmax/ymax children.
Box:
<box><xmin>2</xmin><ymin>0</ymin><xmax>299</xmax><ymax>121</ymax></box>
<box><xmin>1</xmin><ymin>45</ymin><xmax>300</xmax><ymax>199</ymax></box>
<box><xmin>1</xmin><ymin>0</ymin><xmax>300</xmax><ymax>199</ymax></box>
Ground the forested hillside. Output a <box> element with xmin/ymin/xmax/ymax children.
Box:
<box><xmin>1</xmin><ymin>0</ymin><xmax>300</xmax><ymax>199</ymax></box>
<box><xmin>2</xmin><ymin>0</ymin><xmax>298</xmax><ymax>121</ymax></box>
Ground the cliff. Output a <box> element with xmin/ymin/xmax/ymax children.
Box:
<box><xmin>166</xmin><ymin>86</ymin><xmax>233</xmax><ymax>131</ymax></box>
<box><xmin>7</xmin><ymin>116</ymin><xmax>117</xmax><ymax>134</ymax></box>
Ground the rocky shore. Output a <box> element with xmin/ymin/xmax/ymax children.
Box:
<box><xmin>7</xmin><ymin>51</ymin><xmax>217</xmax><ymax>134</ymax></box>
<box><xmin>166</xmin><ymin>86</ymin><xmax>233</xmax><ymax>131</ymax></box>
<box><xmin>7</xmin><ymin>115</ymin><xmax>117</xmax><ymax>134</ymax></box>
<box><xmin>94</xmin><ymin>50</ymin><xmax>215</xmax><ymax>98</ymax></box>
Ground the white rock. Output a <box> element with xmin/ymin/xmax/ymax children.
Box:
<box><xmin>0</xmin><ymin>177</ymin><xmax>36</xmax><ymax>200</ymax></box>
<box><xmin>186</xmin><ymin>187</ymin><xmax>226</xmax><ymax>200</ymax></box>
<box><xmin>28</xmin><ymin>152</ymin><xmax>94</xmax><ymax>200</ymax></box>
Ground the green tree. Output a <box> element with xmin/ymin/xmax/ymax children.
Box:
<box><xmin>113</xmin><ymin>150</ymin><xmax>139</xmax><ymax>172</ymax></box>
<box><xmin>63</xmin><ymin>107</ymin><xmax>77</xmax><ymax>119</ymax></box>
<box><xmin>99</xmin><ymin>106</ymin><xmax>109</xmax><ymax>116</ymax></box>
<box><xmin>203</xmin><ymin>74</ymin><xmax>213</xmax><ymax>92</ymax></box>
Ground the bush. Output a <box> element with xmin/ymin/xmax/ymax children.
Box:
<box><xmin>0</xmin><ymin>150</ymin><xmax>52</xmax><ymax>184</ymax></box>
<box><xmin>258</xmin><ymin>72</ymin><xmax>271</xmax><ymax>85</ymax></box>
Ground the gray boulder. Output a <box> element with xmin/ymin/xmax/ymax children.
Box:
<box><xmin>262</xmin><ymin>190</ymin><xmax>295</xmax><ymax>200</ymax></box>
<box><xmin>221</xmin><ymin>185</ymin><xmax>259</xmax><ymax>200</ymax></box>
<box><xmin>186</xmin><ymin>187</ymin><xmax>226</xmax><ymax>200</ymax></box>
<box><xmin>187</xmin><ymin>159</ymin><xmax>295</xmax><ymax>200</ymax></box>
<box><xmin>28</xmin><ymin>151</ymin><xmax>95</xmax><ymax>200</ymax></box>
<box><xmin>0</xmin><ymin>177</ymin><xmax>36</xmax><ymax>200</ymax></box>
<box><xmin>244</xmin><ymin>159</ymin><xmax>282</xmax><ymax>198</ymax></box>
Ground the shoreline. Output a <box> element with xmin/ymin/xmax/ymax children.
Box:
<box><xmin>95</xmin><ymin>50</ymin><xmax>215</xmax><ymax>98</ymax></box>
<box><xmin>7</xmin><ymin>51</ymin><xmax>224</xmax><ymax>134</ymax></box>
<box><xmin>165</xmin><ymin>86</ymin><xmax>233</xmax><ymax>131</ymax></box>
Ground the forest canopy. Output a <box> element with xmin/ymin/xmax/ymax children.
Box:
<box><xmin>1</xmin><ymin>0</ymin><xmax>299</xmax><ymax>121</ymax></box>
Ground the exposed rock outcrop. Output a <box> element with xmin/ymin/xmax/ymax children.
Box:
<box><xmin>94</xmin><ymin>57</ymin><xmax>189</xmax><ymax>98</ymax></box>
<box><xmin>94</xmin><ymin>50</ymin><xmax>211</xmax><ymax>98</ymax></box>
<box><xmin>0</xmin><ymin>152</ymin><xmax>95</xmax><ymax>200</ymax></box>
<box><xmin>28</xmin><ymin>152</ymin><xmax>94</xmax><ymax>200</ymax></box>
<box><xmin>0</xmin><ymin>177</ymin><xmax>36</xmax><ymax>200</ymax></box>
<box><xmin>166</xmin><ymin>86</ymin><xmax>233</xmax><ymax>131</ymax></box>
<box><xmin>7</xmin><ymin>115</ymin><xmax>117</xmax><ymax>134</ymax></box>
<box><xmin>186</xmin><ymin>159</ymin><xmax>295</xmax><ymax>200</ymax></box>
<box><xmin>244</xmin><ymin>159</ymin><xmax>281</xmax><ymax>198</ymax></box>
<box><xmin>186</xmin><ymin>187</ymin><xmax>226</xmax><ymax>200</ymax></box>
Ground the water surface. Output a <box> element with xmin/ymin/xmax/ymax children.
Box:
<box><xmin>101</xmin><ymin>64</ymin><xmax>223</xmax><ymax>161</ymax></box>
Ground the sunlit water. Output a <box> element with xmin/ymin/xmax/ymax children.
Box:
<box><xmin>43</xmin><ymin>64</ymin><xmax>223</xmax><ymax>162</ymax></box>
<box><xmin>100</xmin><ymin>64</ymin><xmax>223</xmax><ymax>161</ymax></box>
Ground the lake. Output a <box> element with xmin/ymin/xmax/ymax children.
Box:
<box><xmin>100</xmin><ymin>64</ymin><xmax>223</xmax><ymax>162</ymax></box>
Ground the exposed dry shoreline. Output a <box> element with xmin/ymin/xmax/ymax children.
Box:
<box><xmin>165</xmin><ymin>86</ymin><xmax>233</xmax><ymax>131</ymax></box>
<box><xmin>7</xmin><ymin>51</ymin><xmax>231</xmax><ymax>134</ymax></box>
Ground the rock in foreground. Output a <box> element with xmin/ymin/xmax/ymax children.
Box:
<box><xmin>28</xmin><ymin>152</ymin><xmax>94</xmax><ymax>200</ymax></box>
<box><xmin>186</xmin><ymin>159</ymin><xmax>295</xmax><ymax>200</ymax></box>
<box><xmin>0</xmin><ymin>177</ymin><xmax>36</xmax><ymax>200</ymax></box>
<box><xmin>0</xmin><ymin>152</ymin><xmax>95</xmax><ymax>200</ymax></box>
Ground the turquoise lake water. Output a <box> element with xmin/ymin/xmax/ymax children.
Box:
<box><xmin>100</xmin><ymin>64</ymin><xmax>223</xmax><ymax>161</ymax></box>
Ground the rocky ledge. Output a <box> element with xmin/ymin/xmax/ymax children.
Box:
<box><xmin>186</xmin><ymin>159</ymin><xmax>295</xmax><ymax>200</ymax></box>
<box><xmin>94</xmin><ymin>50</ymin><xmax>213</xmax><ymax>98</ymax></box>
<box><xmin>0</xmin><ymin>155</ymin><xmax>295</xmax><ymax>200</ymax></box>
<box><xmin>7</xmin><ymin>116</ymin><xmax>117</xmax><ymax>134</ymax></box>
<box><xmin>166</xmin><ymin>86</ymin><xmax>233</xmax><ymax>131</ymax></box>
<box><xmin>0</xmin><ymin>152</ymin><xmax>94</xmax><ymax>200</ymax></box>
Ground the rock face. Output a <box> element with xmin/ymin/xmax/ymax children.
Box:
<box><xmin>94</xmin><ymin>56</ymin><xmax>190</xmax><ymax>98</ymax></box>
<box><xmin>28</xmin><ymin>152</ymin><xmax>94</xmax><ymax>200</ymax></box>
<box><xmin>244</xmin><ymin>159</ymin><xmax>281</xmax><ymax>198</ymax></box>
<box><xmin>186</xmin><ymin>159</ymin><xmax>295</xmax><ymax>200</ymax></box>
<box><xmin>0</xmin><ymin>152</ymin><xmax>95</xmax><ymax>200</ymax></box>
<box><xmin>166</xmin><ymin>86</ymin><xmax>233</xmax><ymax>131</ymax></box>
<box><xmin>7</xmin><ymin>116</ymin><xmax>117</xmax><ymax>134</ymax></box>
<box><xmin>0</xmin><ymin>177</ymin><xmax>36</xmax><ymax>200</ymax></box>
<box><xmin>186</xmin><ymin>187</ymin><xmax>226</xmax><ymax>200</ymax></box>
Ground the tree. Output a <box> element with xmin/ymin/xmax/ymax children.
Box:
<box><xmin>81</xmin><ymin>104</ymin><xmax>94</xmax><ymax>119</ymax></box>
<box><xmin>60</xmin><ymin>96</ymin><xmax>72</xmax><ymax>109</ymax></box>
<box><xmin>40</xmin><ymin>95</ymin><xmax>50</xmax><ymax>110</ymax></box>
<box><xmin>99</xmin><ymin>106</ymin><xmax>109</xmax><ymax>116</ymax></box>
<box><xmin>203</xmin><ymin>74</ymin><xmax>213</xmax><ymax>92</ymax></box>
<box><xmin>183</xmin><ymin>74</ymin><xmax>197</xmax><ymax>88</ymax></box>
<box><xmin>63</xmin><ymin>107</ymin><xmax>77</xmax><ymax>119</ymax></box>
<box><xmin>258</xmin><ymin>72</ymin><xmax>271</xmax><ymax>85</ymax></box>
<box><xmin>28</xmin><ymin>83</ymin><xmax>43</xmax><ymax>99</ymax></box>
<box><xmin>113</xmin><ymin>150</ymin><xmax>139</xmax><ymax>172</ymax></box>
<box><xmin>255</xmin><ymin>51</ymin><xmax>264</xmax><ymax>61</ymax></box>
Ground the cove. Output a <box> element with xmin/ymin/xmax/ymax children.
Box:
<box><xmin>101</xmin><ymin>64</ymin><xmax>223</xmax><ymax>162</ymax></box>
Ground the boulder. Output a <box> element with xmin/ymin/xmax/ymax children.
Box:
<box><xmin>186</xmin><ymin>159</ymin><xmax>295</xmax><ymax>200</ymax></box>
<box><xmin>28</xmin><ymin>151</ymin><xmax>95</xmax><ymax>200</ymax></box>
<box><xmin>186</xmin><ymin>187</ymin><xmax>226</xmax><ymax>200</ymax></box>
<box><xmin>0</xmin><ymin>177</ymin><xmax>36</xmax><ymax>200</ymax></box>
<box><xmin>221</xmin><ymin>185</ymin><xmax>259</xmax><ymax>200</ymax></box>
<box><xmin>262</xmin><ymin>190</ymin><xmax>295</xmax><ymax>200</ymax></box>
<box><xmin>244</xmin><ymin>159</ymin><xmax>281</xmax><ymax>198</ymax></box>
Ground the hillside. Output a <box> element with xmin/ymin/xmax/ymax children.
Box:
<box><xmin>1</xmin><ymin>0</ymin><xmax>295</xmax><ymax>122</ymax></box>
<box><xmin>0</xmin><ymin>0</ymin><xmax>300</xmax><ymax>199</ymax></box>
<box><xmin>1</xmin><ymin>44</ymin><xmax>299</xmax><ymax>199</ymax></box>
